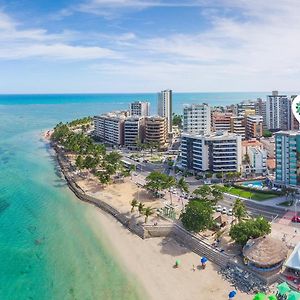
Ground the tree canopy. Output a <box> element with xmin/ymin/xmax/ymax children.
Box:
<box><xmin>229</xmin><ymin>217</ymin><xmax>271</xmax><ymax>245</ymax></box>
<box><xmin>193</xmin><ymin>184</ymin><xmax>224</xmax><ymax>204</ymax></box>
<box><xmin>180</xmin><ymin>200</ymin><xmax>214</xmax><ymax>232</ymax></box>
<box><xmin>145</xmin><ymin>171</ymin><xmax>176</xmax><ymax>195</ymax></box>
<box><xmin>172</xmin><ymin>114</ymin><xmax>182</xmax><ymax>128</ymax></box>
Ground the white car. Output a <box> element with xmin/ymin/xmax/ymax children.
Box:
<box><xmin>216</xmin><ymin>205</ymin><xmax>222</xmax><ymax>212</ymax></box>
<box><xmin>227</xmin><ymin>209</ymin><xmax>233</xmax><ymax>216</ymax></box>
<box><xmin>222</xmin><ymin>207</ymin><xmax>227</xmax><ymax>214</ymax></box>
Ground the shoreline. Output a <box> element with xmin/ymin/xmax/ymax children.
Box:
<box><xmin>49</xmin><ymin>140</ymin><xmax>271</xmax><ymax>299</ymax></box>
<box><xmin>86</xmin><ymin>204</ymin><xmax>253</xmax><ymax>300</ymax></box>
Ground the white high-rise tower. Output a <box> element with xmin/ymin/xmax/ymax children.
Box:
<box><xmin>158</xmin><ymin>89</ymin><xmax>172</xmax><ymax>133</ymax></box>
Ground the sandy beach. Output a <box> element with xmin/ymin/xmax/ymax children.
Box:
<box><xmin>86</xmin><ymin>205</ymin><xmax>253</xmax><ymax>300</ymax></box>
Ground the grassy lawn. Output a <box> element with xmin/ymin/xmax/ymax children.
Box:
<box><xmin>224</xmin><ymin>187</ymin><xmax>278</xmax><ymax>201</ymax></box>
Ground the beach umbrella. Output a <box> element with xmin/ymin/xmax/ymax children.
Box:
<box><xmin>201</xmin><ymin>257</ymin><xmax>208</xmax><ymax>264</ymax></box>
<box><xmin>253</xmin><ymin>293</ymin><xmax>266</xmax><ymax>300</ymax></box>
<box><xmin>228</xmin><ymin>290</ymin><xmax>237</xmax><ymax>299</ymax></box>
<box><xmin>277</xmin><ymin>282</ymin><xmax>291</xmax><ymax>295</ymax></box>
<box><xmin>288</xmin><ymin>291</ymin><xmax>300</xmax><ymax>300</ymax></box>
<box><xmin>268</xmin><ymin>295</ymin><xmax>277</xmax><ymax>300</ymax></box>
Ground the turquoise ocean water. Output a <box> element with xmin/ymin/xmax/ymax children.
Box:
<box><xmin>0</xmin><ymin>92</ymin><xmax>282</xmax><ymax>299</ymax></box>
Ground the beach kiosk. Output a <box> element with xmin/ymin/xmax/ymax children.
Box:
<box><xmin>243</xmin><ymin>236</ymin><xmax>288</xmax><ymax>274</ymax></box>
<box><xmin>284</xmin><ymin>242</ymin><xmax>300</xmax><ymax>288</ymax></box>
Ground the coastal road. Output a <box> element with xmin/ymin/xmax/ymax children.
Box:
<box><xmin>218</xmin><ymin>195</ymin><xmax>288</xmax><ymax>222</ymax></box>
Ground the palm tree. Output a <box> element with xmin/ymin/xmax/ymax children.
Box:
<box><xmin>144</xmin><ymin>206</ymin><xmax>154</xmax><ymax>223</ymax></box>
<box><xmin>130</xmin><ymin>199</ymin><xmax>138</xmax><ymax>213</ymax></box>
<box><xmin>166</xmin><ymin>176</ymin><xmax>176</xmax><ymax>205</ymax></box>
<box><xmin>177</xmin><ymin>177</ymin><xmax>189</xmax><ymax>194</ymax></box>
<box><xmin>138</xmin><ymin>202</ymin><xmax>145</xmax><ymax>216</ymax></box>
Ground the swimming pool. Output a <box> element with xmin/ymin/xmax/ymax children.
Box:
<box><xmin>241</xmin><ymin>180</ymin><xmax>264</xmax><ymax>188</ymax></box>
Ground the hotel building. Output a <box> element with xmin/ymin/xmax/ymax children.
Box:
<box><xmin>181</xmin><ymin>131</ymin><xmax>242</xmax><ymax>173</ymax></box>
<box><xmin>275</xmin><ymin>131</ymin><xmax>300</xmax><ymax>187</ymax></box>
<box><xmin>130</xmin><ymin>101</ymin><xmax>150</xmax><ymax>117</ymax></box>
<box><xmin>183</xmin><ymin>103</ymin><xmax>211</xmax><ymax>134</ymax></box>
<box><xmin>158</xmin><ymin>90</ymin><xmax>172</xmax><ymax>133</ymax></box>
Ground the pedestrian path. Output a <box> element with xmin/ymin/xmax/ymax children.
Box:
<box><xmin>277</xmin><ymin>211</ymin><xmax>294</xmax><ymax>225</ymax></box>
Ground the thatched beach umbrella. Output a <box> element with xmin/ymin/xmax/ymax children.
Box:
<box><xmin>243</xmin><ymin>236</ymin><xmax>288</xmax><ymax>271</ymax></box>
<box><xmin>253</xmin><ymin>293</ymin><xmax>266</xmax><ymax>300</ymax></box>
<box><xmin>277</xmin><ymin>282</ymin><xmax>291</xmax><ymax>295</ymax></box>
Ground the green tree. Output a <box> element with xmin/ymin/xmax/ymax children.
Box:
<box><xmin>177</xmin><ymin>177</ymin><xmax>189</xmax><ymax>194</ymax></box>
<box><xmin>216</xmin><ymin>173</ymin><xmax>223</xmax><ymax>179</ymax></box>
<box><xmin>138</xmin><ymin>202</ymin><xmax>145</xmax><ymax>216</ymax></box>
<box><xmin>263</xmin><ymin>130</ymin><xmax>272</xmax><ymax>138</ymax></box>
<box><xmin>229</xmin><ymin>217</ymin><xmax>271</xmax><ymax>245</ymax></box>
<box><xmin>180</xmin><ymin>200</ymin><xmax>214</xmax><ymax>232</ymax></box>
<box><xmin>75</xmin><ymin>155</ymin><xmax>85</xmax><ymax>170</ymax></box>
<box><xmin>144</xmin><ymin>207</ymin><xmax>154</xmax><ymax>223</ymax></box>
<box><xmin>130</xmin><ymin>199</ymin><xmax>138</xmax><ymax>213</ymax></box>
<box><xmin>233</xmin><ymin>198</ymin><xmax>248</xmax><ymax>223</ymax></box>
<box><xmin>193</xmin><ymin>185</ymin><xmax>211</xmax><ymax>200</ymax></box>
<box><xmin>145</xmin><ymin>171</ymin><xmax>169</xmax><ymax>195</ymax></box>
<box><xmin>97</xmin><ymin>171</ymin><xmax>110</xmax><ymax>185</ymax></box>
<box><xmin>165</xmin><ymin>175</ymin><xmax>176</xmax><ymax>205</ymax></box>
<box><xmin>172</xmin><ymin>113</ymin><xmax>182</xmax><ymax>128</ymax></box>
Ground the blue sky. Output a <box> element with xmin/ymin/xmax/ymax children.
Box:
<box><xmin>0</xmin><ymin>0</ymin><xmax>299</xmax><ymax>93</ymax></box>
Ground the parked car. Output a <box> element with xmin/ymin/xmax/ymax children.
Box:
<box><xmin>222</xmin><ymin>207</ymin><xmax>228</xmax><ymax>214</ymax></box>
<box><xmin>216</xmin><ymin>205</ymin><xmax>222</xmax><ymax>212</ymax></box>
<box><xmin>227</xmin><ymin>208</ymin><xmax>233</xmax><ymax>216</ymax></box>
<box><xmin>292</xmin><ymin>216</ymin><xmax>300</xmax><ymax>223</ymax></box>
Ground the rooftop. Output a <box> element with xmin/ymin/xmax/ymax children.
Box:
<box><xmin>243</xmin><ymin>236</ymin><xmax>288</xmax><ymax>267</ymax></box>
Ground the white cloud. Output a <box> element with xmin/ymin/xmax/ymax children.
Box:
<box><xmin>0</xmin><ymin>11</ymin><xmax>118</xmax><ymax>60</ymax></box>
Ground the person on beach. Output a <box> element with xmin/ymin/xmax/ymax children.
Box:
<box><xmin>192</xmin><ymin>264</ymin><xmax>196</xmax><ymax>272</ymax></box>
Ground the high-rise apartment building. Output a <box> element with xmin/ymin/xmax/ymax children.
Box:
<box><xmin>94</xmin><ymin>111</ymin><xmax>128</xmax><ymax>145</ymax></box>
<box><xmin>183</xmin><ymin>103</ymin><xmax>211</xmax><ymax>134</ymax></box>
<box><xmin>246</xmin><ymin>115</ymin><xmax>263</xmax><ymax>139</ymax></box>
<box><xmin>230</xmin><ymin>116</ymin><xmax>246</xmax><ymax>139</ymax></box>
<box><xmin>124</xmin><ymin>116</ymin><xmax>145</xmax><ymax>148</ymax></box>
<box><xmin>158</xmin><ymin>90</ymin><xmax>172</xmax><ymax>133</ymax></box>
<box><xmin>275</xmin><ymin>131</ymin><xmax>300</xmax><ymax>187</ymax></box>
<box><xmin>130</xmin><ymin>101</ymin><xmax>150</xmax><ymax>117</ymax></box>
<box><xmin>181</xmin><ymin>132</ymin><xmax>242</xmax><ymax>173</ymax></box>
<box><xmin>256</xmin><ymin>98</ymin><xmax>267</xmax><ymax>128</ymax></box>
<box><xmin>266</xmin><ymin>91</ymin><xmax>291</xmax><ymax>130</ymax></box>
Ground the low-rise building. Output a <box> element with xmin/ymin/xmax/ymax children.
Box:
<box><xmin>246</xmin><ymin>115</ymin><xmax>263</xmax><ymax>139</ymax></box>
<box><xmin>181</xmin><ymin>131</ymin><xmax>242</xmax><ymax>173</ymax></box>
<box><xmin>144</xmin><ymin>116</ymin><xmax>167</xmax><ymax>148</ymax></box>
